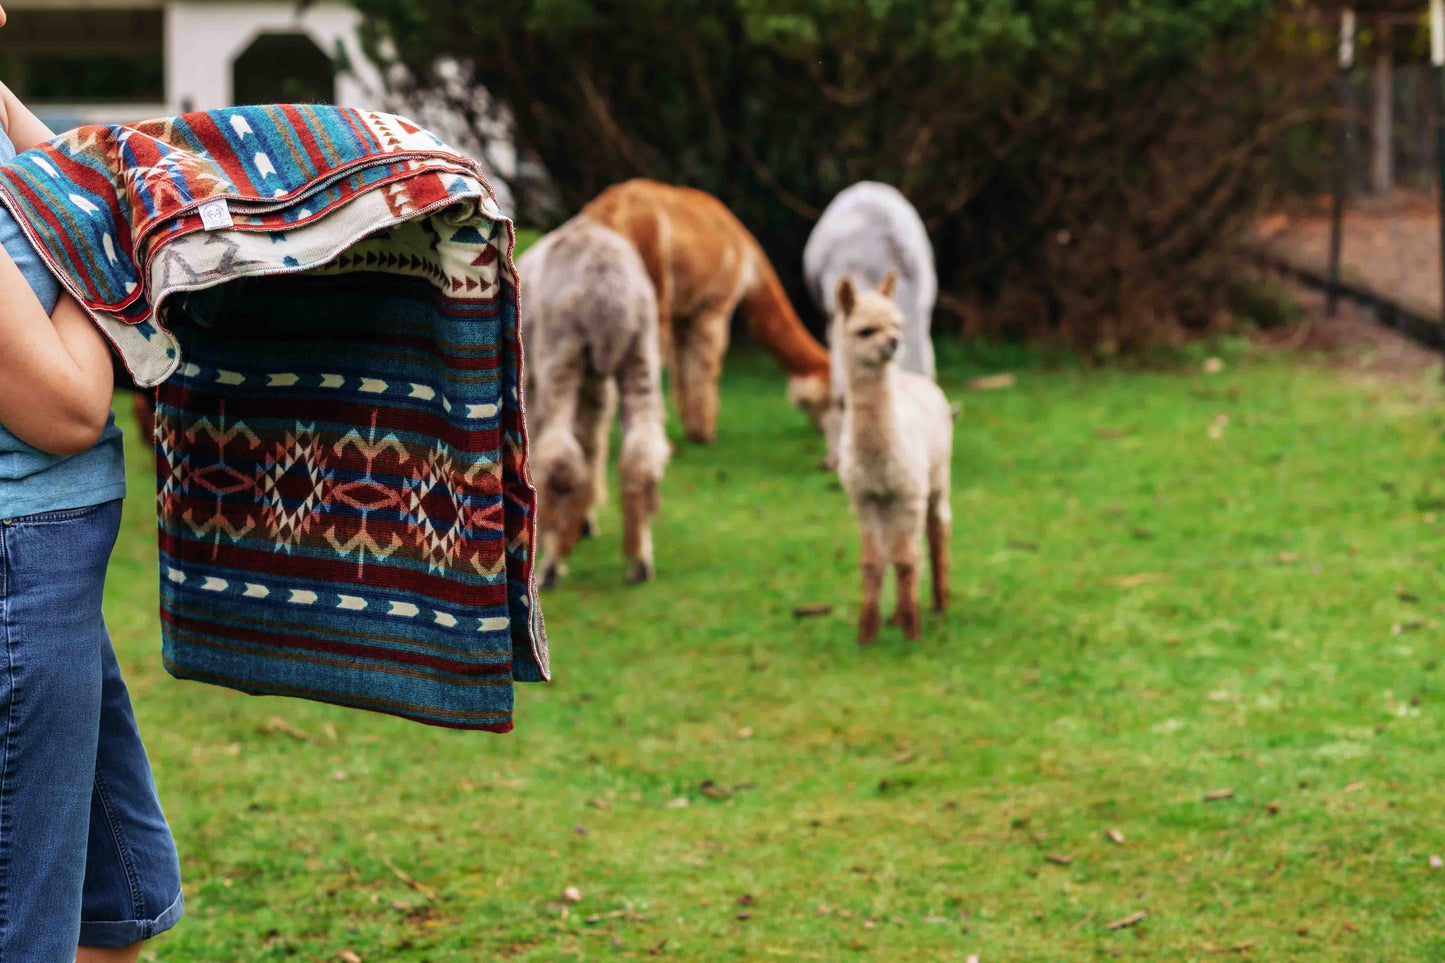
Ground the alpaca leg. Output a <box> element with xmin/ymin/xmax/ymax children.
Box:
<box><xmin>858</xmin><ymin>521</ymin><xmax>886</xmax><ymax>646</ymax></box>
<box><xmin>889</xmin><ymin>509</ymin><xmax>925</xmax><ymax>640</ymax></box>
<box><xmin>927</xmin><ymin>490</ymin><xmax>951</xmax><ymax>612</ymax></box>
<box><xmin>677</xmin><ymin>305</ymin><xmax>732</xmax><ymax>444</ymax></box>
<box><xmin>534</xmin><ymin>349</ymin><xmax>588</xmax><ymax>589</ymax></box>
<box><xmin>821</xmin><ymin>398</ymin><xmax>844</xmax><ymax>472</ymax></box>
<box><xmin>617</xmin><ymin>332</ymin><xmax>670</xmax><ymax>584</ymax></box>
<box><xmin>131</xmin><ymin>391</ymin><xmax>156</xmax><ymax>444</ymax></box>
<box><xmin>576</xmin><ymin>377</ymin><xmax>616</xmax><ymax>538</ymax></box>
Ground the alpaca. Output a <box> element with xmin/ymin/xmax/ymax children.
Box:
<box><xmin>581</xmin><ymin>179</ymin><xmax>831</xmax><ymax>443</ymax></box>
<box><xmin>518</xmin><ymin>217</ymin><xmax>671</xmax><ymax>586</ymax></box>
<box><xmin>835</xmin><ymin>273</ymin><xmax>952</xmax><ymax>645</ymax></box>
<box><xmin>803</xmin><ymin>182</ymin><xmax>937</xmax><ymax>468</ymax></box>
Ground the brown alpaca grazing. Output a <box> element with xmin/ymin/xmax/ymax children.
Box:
<box><xmin>835</xmin><ymin>273</ymin><xmax>953</xmax><ymax>646</ymax></box>
<box><xmin>581</xmin><ymin>179</ymin><xmax>831</xmax><ymax>443</ymax></box>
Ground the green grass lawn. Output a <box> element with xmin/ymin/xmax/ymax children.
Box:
<box><xmin>110</xmin><ymin>341</ymin><xmax>1445</xmax><ymax>962</ymax></box>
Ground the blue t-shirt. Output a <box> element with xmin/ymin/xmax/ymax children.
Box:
<box><xmin>0</xmin><ymin>124</ymin><xmax>125</xmax><ymax>518</ymax></box>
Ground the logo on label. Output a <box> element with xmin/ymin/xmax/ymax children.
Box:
<box><xmin>197</xmin><ymin>198</ymin><xmax>234</xmax><ymax>231</ymax></box>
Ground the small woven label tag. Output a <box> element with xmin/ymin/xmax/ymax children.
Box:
<box><xmin>197</xmin><ymin>198</ymin><xmax>233</xmax><ymax>231</ymax></box>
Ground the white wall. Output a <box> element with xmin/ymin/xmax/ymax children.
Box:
<box><xmin>165</xmin><ymin>0</ymin><xmax>383</xmax><ymax>113</ymax></box>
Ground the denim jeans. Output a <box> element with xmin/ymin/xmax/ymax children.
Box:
<box><xmin>0</xmin><ymin>500</ymin><xmax>182</xmax><ymax>959</ymax></box>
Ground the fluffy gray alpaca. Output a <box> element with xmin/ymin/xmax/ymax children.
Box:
<box><xmin>803</xmin><ymin>182</ymin><xmax>937</xmax><ymax>467</ymax></box>
<box><xmin>518</xmin><ymin>217</ymin><xmax>671</xmax><ymax>586</ymax></box>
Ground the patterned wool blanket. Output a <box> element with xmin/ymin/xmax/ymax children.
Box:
<box><xmin>0</xmin><ymin>106</ymin><xmax>548</xmax><ymax>731</ymax></box>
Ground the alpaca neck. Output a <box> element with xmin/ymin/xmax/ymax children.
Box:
<box><xmin>740</xmin><ymin>248</ymin><xmax>830</xmax><ymax>376</ymax></box>
<box><xmin>845</xmin><ymin>362</ymin><xmax>897</xmax><ymax>460</ymax></box>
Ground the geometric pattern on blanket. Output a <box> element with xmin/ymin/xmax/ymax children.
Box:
<box><xmin>0</xmin><ymin>106</ymin><xmax>547</xmax><ymax>731</ymax></box>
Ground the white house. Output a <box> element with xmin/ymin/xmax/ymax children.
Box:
<box><xmin>4</xmin><ymin>0</ymin><xmax>381</xmax><ymax>129</ymax></box>
<box><xmin>2</xmin><ymin>0</ymin><xmax>522</xmax><ymax>209</ymax></box>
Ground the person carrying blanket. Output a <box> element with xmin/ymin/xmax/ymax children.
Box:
<box><xmin>0</xmin><ymin>104</ymin><xmax>549</xmax><ymax>738</ymax></box>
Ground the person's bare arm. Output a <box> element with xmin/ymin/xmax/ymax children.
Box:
<box><xmin>0</xmin><ymin>247</ymin><xmax>114</xmax><ymax>456</ymax></box>
<box><xmin>0</xmin><ymin>81</ymin><xmax>55</xmax><ymax>152</ymax></box>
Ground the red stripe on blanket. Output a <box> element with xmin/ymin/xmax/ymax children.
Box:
<box><xmin>159</xmin><ymin>388</ymin><xmax>506</xmax><ymax>453</ymax></box>
<box><xmin>159</xmin><ymin>531</ymin><xmax>511</xmax><ymax>605</ymax></box>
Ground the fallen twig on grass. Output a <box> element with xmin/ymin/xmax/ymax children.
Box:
<box><xmin>1204</xmin><ymin>788</ymin><xmax>1235</xmax><ymax>801</ymax></box>
<box><xmin>1204</xmin><ymin>940</ymin><xmax>1256</xmax><ymax>954</ymax></box>
<box><xmin>968</xmin><ymin>372</ymin><xmax>1016</xmax><ymax>391</ymax></box>
<box><xmin>381</xmin><ymin>857</ymin><xmax>436</xmax><ymax>901</ymax></box>
<box><xmin>1102</xmin><ymin>573</ymin><xmax>1170</xmax><ymax>589</ymax></box>
<box><xmin>1105</xmin><ymin>911</ymin><xmax>1147</xmax><ymax>930</ymax></box>
<box><xmin>262</xmin><ymin>715</ymin><xmax>320</xmax><ymax>744</ymax></box>
<box><xmin>792</xmin><ymin>604</ymin><xmax>832</xmax><ymax>618</ymax></box>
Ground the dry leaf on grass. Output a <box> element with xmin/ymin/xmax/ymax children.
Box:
<box><xmin>1429</xmin><ymin>854</ymin><xmax>1443</xmax><ymax>869</ymax></box>
<box><xmin>664</xmin><ymin>797</ymin><xmax>690</xmax><ymax>809</ymax></box>
<box><xmin>1105</xmin><ymin>911</ymin><xmax>1147</xmax><ymax>930</ymax></box>
<box><xmin>562</xmin><ymin>886</ymin><xmax>582</xmax><ymax>903</ymax></box>
<box><xmin>1045</xmin><ymin>853</ymin><xmax>1073</xmax><ymax>865</ymax></box>
<box><xmin>1342</xmin><ymin>782</ymin><xmax>1366</xmax><ymax>793</ymax></box>
<box><xmin>1106</xmin><ymin>828</ymin><xmax>1125</xmax><ymax>845</ymax></box>
<box><xmin>337</xmin><ymin>952</ymin><xmax>362</xmax><ymax>963</ymax></box>
<box><xmin>699</xmin><ymin>780</ymin><xmax>730</xmax><ymax>800</ymax></box>
<box><xmin>1204</xmin><ymin>788</ymin><xmax>1235</xmax><ymax>801</ymax></box>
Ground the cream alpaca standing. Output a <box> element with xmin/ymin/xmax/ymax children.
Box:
<box><xmin>835</xmin><ymin>273</ymin><xmax>953</xmax><ymax>644</ymax></box>
<box><xmin>518</xmin><ymin>217</ymin><xmax>671</xmax><ymax>586</ymax></box>
<box><xmin>804</xmin><ymin>182</ymin><xmax>938</xmax><ymax>469</ymax></box>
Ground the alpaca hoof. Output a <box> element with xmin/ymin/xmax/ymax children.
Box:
<box><xmin>580</xmin><ymin>516</ymin><xmax>598</xmax><ymax>539</ymax></box>
<box><xmin>625</xmin><ymin>559</ymin><xmax>655</xmax><ymax>584</ymax></box>
<box><xmin>859</xmin><ymin>610</ymin><xmax>880</xmax><ymax>646</ymax></box>
<box><xmin>818</xmin><ymin>456</ymin><xmax>838</xmax><ymax>472</ymax></box>
<box><xmin>540</xmin><ymin>563</ymin><xmax>560</xmax><ymax>590</ymax></box>
<box><xmin>887</xmin><ymin>610</ymin><xmax>906</xmax><ymax>627</ymax></box>
<box><xmin>902</xmin><ymin>616</ymin><xmax>922</xmax><ymax>641</ymax></box>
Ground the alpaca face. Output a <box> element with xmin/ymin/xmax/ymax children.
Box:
<box><xmin>836</xmin><ymin>274</ymin><xmax>904</xmax><ymax>369</ymax></box>
<box><xmin>534</xmin><ymin>432</ymin><xmax>595</xmax><ymax>586</ymax></box>
<box><xmin>539</xmin><ymin>468</ymin><xmax>593</xmax><ymax>561</ymax></box>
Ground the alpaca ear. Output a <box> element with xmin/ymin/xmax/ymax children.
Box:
<box><xmin>878</xmin><ymin>271</ymin><xmax>899</xmax><ymax>300</ymax></box>
<box><xmin>836</xmin><ymin>277</ymin><xmax>856</xmax><ymax>316</ymax></box>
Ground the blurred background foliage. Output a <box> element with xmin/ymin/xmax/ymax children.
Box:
<box><xmin>353</xmin><ymin>0</ymin><xmax>1336</xmax><ymax>350</ymax></box>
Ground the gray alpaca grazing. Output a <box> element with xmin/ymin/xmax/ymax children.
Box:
<box><xmin>803</xmin><ymin>182</ymin><xmax>937</xmax><ymax>468</ymax></box>
<box><xmin>518</xmin><ymin>218</ymin><xmax>671</xmax><ymax>587</ymax></box>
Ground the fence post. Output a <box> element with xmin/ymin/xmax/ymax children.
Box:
<box><xmin>1433</xmin><ymin>0</ymin><xmax>1445</xmax><ymax>350</ymax></box>
<box><xmin>1329</xmin><ymin>9</ymin><xmax>1356</xmax><ymax>319</ymax></box>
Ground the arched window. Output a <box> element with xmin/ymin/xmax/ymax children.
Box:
<box><xmin>232</xmin><ymin>32</ymin><xmax>335</xmax><ymax>106</ymax></box>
